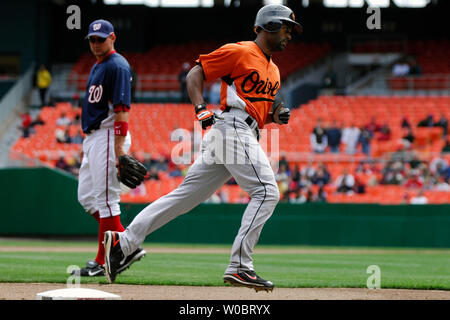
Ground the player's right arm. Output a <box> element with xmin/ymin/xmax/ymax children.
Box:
<box><xmin>188</xmin><ymin>43</ymin><xmax>241</xmax><ymax>130</ymax></box>
<box><xmin>186</xmin><ymin>64</ymin><xmax>216</xmax><ymax>130</ymax></box>
<box><xmin>186</xmin><ymin>65</ymin><xmax>205</xmax><ymax>106</ymax></box>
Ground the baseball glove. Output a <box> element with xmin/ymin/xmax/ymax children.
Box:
<box><xmin>271</xmin><ymin>95</ymin><xmax>290</xmax><ymax>125</ymax></box>
<box><xmin>116</xmin><ymin>155</ymin><xmax>147</xmax><ymax>189</ymax></box>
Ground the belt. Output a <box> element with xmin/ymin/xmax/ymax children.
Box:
<box><xmin>84</xmin><ymin>124</ymin><xmax>101</xmax><ymax>135</ymax></box>
<box><xmin>222</xmin><ymin>106</ymin><xmax>260</xmax><ymax>141</ymax></box>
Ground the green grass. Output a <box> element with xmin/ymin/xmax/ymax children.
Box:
<box><xmin>1</xmin><ymin>239</ymin><xmax>450</xmax><ymax>290</ymax></box>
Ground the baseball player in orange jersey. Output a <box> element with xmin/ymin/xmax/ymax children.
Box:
<box><xmin>104</xmin><ymin>5</ymin><xmax>302</xmax><ymax>291</ymax></box>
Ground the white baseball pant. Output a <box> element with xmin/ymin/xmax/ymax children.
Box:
<box><xmin>118</xmin><ymin>107</ymin><xmax>279</xmax><ymax>273</ymax></box>
<box><xmin>78</xmin><ymin>127</ymin><xmax>131</xmax><ymax>219</ymax></box>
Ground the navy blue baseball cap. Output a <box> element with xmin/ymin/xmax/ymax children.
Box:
<box><xmin>85</xmin><ymin>19</ymin><xmax>114</xmax><ymax>39</ymax></box>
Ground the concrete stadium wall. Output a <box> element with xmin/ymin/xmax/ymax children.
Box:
<box><xmin>1</xmin><ymin>168</ymin><xmax>449</xmax><ymax>248</ymax></box>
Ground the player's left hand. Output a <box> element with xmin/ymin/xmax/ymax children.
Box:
<box><xmin>116</xmin><ymin>155</ymin><xmax>147</xmax><ymax>189</ymax></box>
<box><xmin>195</xmin><ymin>103</ymin><xmax>217</xmax><ymax>130</ymax></box>
<box><xmin>274</xmin><ymin>106</ymin><xmax>290</xmax><ymax>124</ymax></box>
<box><xmin>272</xmin><ymin>97</ymin><xmax>290</xmax><ymax>125</ymax></box>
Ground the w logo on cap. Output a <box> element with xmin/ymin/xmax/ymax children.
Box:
<box><xmin>93</xmin><ymin>23</ymin><xmax>101</xmax><ymax>31</ymax></box>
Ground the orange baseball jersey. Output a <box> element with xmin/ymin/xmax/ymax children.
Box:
<box><xmin>196</xmin><ymin>41</ymin><xmax>280</xmax><ymax>128</ymax></box>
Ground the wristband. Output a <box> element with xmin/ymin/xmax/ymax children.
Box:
<box><xmin>114</xmin><ymin>121</ymin><xmax>128</xmax><ymax>136</ymax></box>
<box><xmin>194</xmin><ymin>102</ymin><xmax>207</xmax><ymax>114</ymax></box>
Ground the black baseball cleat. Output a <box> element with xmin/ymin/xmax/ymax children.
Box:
<box><xmin>72</xmin><ymin>260</ymin><xmax>105</xmax><ymax>277</ymax></box>
<box><xmin>117</xmin><ymin>247</ymin><xmax>146</xmax><ymax>275</ymax></box>
<box><xmin>104</xmin><ymin>231</ymin><xmax>146</xmax><ymax>283</ymax></box>
<box><xmin>223</xmin><ymin>270</ymin><xmax>274</xmax><ymax>292</ymax></box>
<box><xmin>103</xmin><ymin>231</ymin><xmax>125</xmax><ymax>283</ymax></box>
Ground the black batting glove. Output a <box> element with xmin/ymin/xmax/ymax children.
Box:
<box><xmin>195</xmin><ymin>103</ymin><xmax>216</xmax><ymax>130</ymax></box>
<box><xmin>277</xmin><ymin>107</ymin><xmax>291</xmax><ymax>124</ymax></box>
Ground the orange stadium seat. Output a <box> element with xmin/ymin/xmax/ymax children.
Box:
<box><xmin>70</xmin><ymin>41</ymin><xmax>331</xmax><ymax>92</ymax></box>
<box><xmin>11</xmin><ymin>97</ymin><xmax>450</xmax><ymax>204</ymax></box>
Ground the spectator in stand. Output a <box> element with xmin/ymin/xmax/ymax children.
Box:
<box><xmin>311</xmin><ymin>163</ymin><xmax>331</xmax><ymax>186</ymax></box>
<box><xmin>326</xmin><ymin>120</ymin><xmax>342</xmax><ymax>153</ymax></box>
<box><xmin>429</xmin><ymin>156</ymin><xmax>448</xmax><ymax>175</ymax></box>
<box><xmin>323</xmin><ymin>65</ymin><xmax>337</xmax><ymax>88</ymax></box>
<box><xmin>381</xmin><ymin>161</ymin><xmax>405</xmax><ymax>185</ymax></box>
<box><xmin>276</xmin><ymin>163</ymin><xmax>290</xmax><ymax>200</ymax></box>
<box><xmin>56</xmin><ymin>112</ymin><xmax>71</xmax><ymax>126</ymax></box>
<box><xmin>409</xmin><ymin>189</ymin><xmax>428</xmax><ymax>205</ymax></box>
<box><xmin>298</xmin><ymin>174</ymin><xmax>312</xmax><ymax>191</ymax></box>
<box><xmin>290</xmin><ymin>164</ymin><xmax>301</xmax><ymax>184</ymax></box>
<box><xmin>434</xmin><ymin>113</ymin><xmax>448</xmax><ymax>137</ymax></box>
<box><xmin>355</xmin><ymin>161</ymin><xmax>369</xmax><ymax>174</ymax></box>
<box><xmin>305</xmin><ymin>188</ymin><xmax>314</xmax><ymax>202</ymax></box>
<box><xmin>357</xmin><ymin>126</ymin><xmax>373</xmax><ymax>156</ymax></box>
<box><xmin>55</xmin><ymin>128</ymin><xmax>70</xmax><ymax>143</ymax></box>
<box><xmin>442</xmin><ymin>139</ymin><xmax>450</xmax><ymax>153</ymax></box>
<box><xmin>145</xmin><ymin>167</ymin><xmax>159</xmax><ymax>181</ymax></box>
<box><xmin>316</xmin><ymin>186</ymin><xmax>328</xmax><ymax>202</ymax></box>
<box><xmin>289</xmin><ymin>189</ymin><xmax>307</xmax><ymax>204</ymax></box>
<box><xmin>353</xmin><ymin>176</ymin><xmax>366</xmax><ymax>194</ymax></box>
<box><xmin>417</xmin><ymin>114</ymin><xmax>434</xmax><ymax>128</ymax></box>
<box><xmin>401</xmin><ymin>116</ymin><xmax>411</xmax><ymax>129</ymax></box>
<box><xmin>68</xmin><ymin>155</ymin><xmax>81</xmax><ymax>177</ymax></box>
<box><xmin>169</xmin><ymin>165</ymin><xmax>183</xmax><ymax>177</ymax></box>
<box><xmin>142</xmin><ymin>153</ymin><xmax>156</xmax><ymax>171</ymax></box>
<box><xmin>204</xmin><ymin>190</ymin><xmax>222</xmax><ymax>204</ymax></box>
<box><xmin>409</xmin><ymin>154</ymin><xmax>423</xmax><ymax>170</ymax></box>
<box><xmin>209</xmin><ymin>79</ymin><xmax>221</xmax><ymax>105</ymax></box>
<box><xmin>71</xmin><ymin>129</ymin><xmax>84</xmax><ymax>144</ymax></box>
<box><xmin>278</xmin><ymin>154</ymin><xmax>289</xmax><ymax>170</ymax></box>
<box><xmin>377</xmin><ymin>122</ymin><xmax>392</xmax><ymax>141</ymax></box>
<box><xmin>178</xmin><ymin>62</ymin><xmax>190</xmax><ymax>103</ymax></box>
<box><xmin>408</xmin><ymin>57</ymin><xmax>422</xmax><ymax>76</ymax></box>
<box><xmin>19</xmin><ymin>112</ymin><xmax>32</xmax><ymax>138</ymax></box>
<box><xmin>65</xmin><ymin>128</ymin><xmax>72</xmax><ymax>144</ymax></box>
<box><xmin>400</xmin><ymin>127</ymin><xmax>415</xmax><ymax>149</ymax></box>
<box><xmin>322</xmin><ymin>65</ymin><xmax>338</xmax><ymax>94</ymax></box>
<box><xmin>30</xmin><ymin>114</ymin><xmax>45</xmax><ymax>128</ymax></box>
<box><xmin>72</xmin><ymin>113</ymin><xmax>81</xmax><ymax>126</ymax></box>
<box><xmin>153</xmin><ymin>156</ymin><xmax>169</xmax><ymax>172</ymax></box>
<box><xmin>335</xmin><ymin>168</ymin><xmax>355</xmax><ymax>194</ymax></box>
<box><xmin>366</xmin><ymin>117</ymin><xmax>381</xmax><ymax>133</ymax></box>
<box><xmin>301</xmin><ymin>161</ymin><xmax>316</xmax><ymax>180</ymax></box>
<box><xmin>435</xmin><ymin>176</ymin><xmax>450</xmax><ymax>191</ymax></box>
<box><xmin>341</xmin><ymin>123</ymin><xmax>360</xmax><ymax>155</ymax></box>
<box><xmin>310</xmin><ymin>118</ymin><xmax>328</xmax><ymax>153</ymax></box>
<box><xmin>36</xmin><ymin>64</ymin><xmax>52</xmax><ymax>107</ymax></box>
<box><xmin>55</xmin><ymin>155</ymin><xmax>70</xmax><ymax>171</ymax></box>
<box><xmin>392</xmin><ymin>58</ymin><xmax>410</xmax><ymax>77</ymax></box>
<box><xmin>401</xmin><ymin>192</ymin><xmax>410</xmax><ymax>204</ymax></box>
<box><xmin>404</xmin><ymin>170</ymin><xmax>424</xmax><ymax>189</ymax></box>
<box><xmin>420</xmin><ymin>164</ymin><xmax>435</xmax><ymax>190</ymax></box>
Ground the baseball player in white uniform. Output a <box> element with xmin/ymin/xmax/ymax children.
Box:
<box><xmin>75</xmin><ymin>19</ymin><xmax>145</xmax><ymax>277</ymax></box>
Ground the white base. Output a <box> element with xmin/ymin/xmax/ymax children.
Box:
<box><xmin>36</xmin><ymin>288</ymin><xmax>121</xmax><ymax>300</ymax></box>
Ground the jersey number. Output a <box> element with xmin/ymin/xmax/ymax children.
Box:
<box><xmin>88</xmin><ymin>85</ymin><xmax>103</xmax><ymax>103</ymax></box>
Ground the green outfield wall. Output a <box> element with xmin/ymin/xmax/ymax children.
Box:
<box><xmin>1</xmin><ymin>168</ymin><xmax>450</xmax><ymax>247</ymax></box>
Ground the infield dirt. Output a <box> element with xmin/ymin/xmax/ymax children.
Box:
<box><xmin>1</xmin><ymin>282</ymin><xmax>450</xmax><ymax>300</ymax></box>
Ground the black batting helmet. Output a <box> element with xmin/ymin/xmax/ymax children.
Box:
<box><xmin>254</xmin><ymin>4</ymin><xmax>302</xmax><ymax>35</ymax></box>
